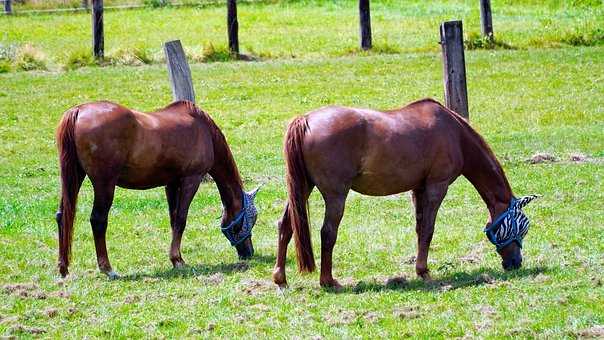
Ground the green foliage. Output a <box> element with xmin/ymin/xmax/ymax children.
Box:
<box><xmin>560</xmin><ymin>27</ymin><xmax>604</xmax><ymax>46</ymax></box>
<box><xmin>465</xmin><ymin>32</ymin><xmax>516</xmax><ymax>50</ymax></box>
<box><xmin>0</xmin><ymin>45</ymin><xmax>602</xmax><ymax>338</ymax></box>
<box><xmin>14</xmin><ymin>44</ymin><xmax>47</xmax><ymax>71</ymax></box>
<box><xmin>142</xmin><ymin>0</ymin><xmax>170</xmax><ymax>8</ymax></box>
<box><xmin>109</xmin><ymin>47</ymin><xmax>154</xmax><ymax>66</ymax></box>
<box><xmin>0</xmin><ymin>0</ymin><xmax>602</xmax><ymax>73</ymax></box>
<box><xmin>199</xmin><ymin>43</ymin><xmax>237</xmax><ymax>62</ymax></box>
<box><xmin>0</xmin><ymin>59</ymin><xmax>11</xmax><ymax>73</ymax></box>
<box><xmin>64</xmin><ymin>49</ymin><xmax>96</xmax><ymax>70</ymax></box>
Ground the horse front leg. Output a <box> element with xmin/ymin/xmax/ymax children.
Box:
<box><xmin>165</xmin><ymin>175</ymin><xmax>202</xmax><ymax>269</ymax></box>
<box><xmin>319</xmin><ymin>192</ymin><xmax>347</xmax><ymax>290</ymax></box>
<box><xmin>412</xmin><ymin>182</ymin><xmax>448</xmax><ymax>281</ymax></box>
<box><xmin>272</xmin><ymin>203</ymin><xmax>292</xmax><ymax>288</ymax></box>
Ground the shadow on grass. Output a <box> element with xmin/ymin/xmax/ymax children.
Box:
<box><xmin>118</xmin><ymin>253</ymin><xmax>276</xmax><ymax>281</ymax></box>
<box><xmin>329</xmin><ymin>266</ymin><xmax>551</xmax><ymax>294</ymax></box>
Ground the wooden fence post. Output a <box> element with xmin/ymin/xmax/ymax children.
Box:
<box><xmin>479</xmin><ymin>0</ymin><xmax>494</xmax><ymax>40</ymax></box>
<box><xmin>227</xmin><ymin>0</ymin><xmax>239</xmax><ymax>55</ymax></box>
<box><xmin>440</xmin><ymin>20</ymin><xmax>469</xmax><ymax>119</ymax></box>
<box><xmin>359</xmin><ymin>0</ymin><xmax>372</xmax><ymax>50</ymax></box>
<box><xmin>4</xmin><ymin>0</ymin><xmax>12</xmax><ymax>15</ymax></box>
<box><xmin>82</xmin><ymin>0</ymin><xmax>88</xmax><ymax>10</ymax></box>
<box><xmin>164</xmin><ymin>40</ymin><xmax>196</xmax><ymax>103</ymax></box>
<box><xmin>92</xmin><ymin>0</ymin><xmax>104</xmax><ymax>59</ymax></box>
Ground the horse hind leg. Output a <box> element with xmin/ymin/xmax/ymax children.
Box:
<box><xmin>319</xmin><ymin>191</ymin><xmax>347</xmax><ymax>290</ymax></box>
<box><xmin>272</xmin><ymin>184</ymin><xmax>314</xmax><ymax>288</ymax></box>
<box><xmin>165</xmin><ymin>175</ymin><xmax>202</xmax><ymax>269</ymax></box>
<box><xmin>412</xmin><ymin>181</ymin><xmax>448</xmax><ymax>281</ymax></box>
<box><xmin>90</xmin><ymin>179</ymin><xmax>118</xmax><ymax>279</ymax></box>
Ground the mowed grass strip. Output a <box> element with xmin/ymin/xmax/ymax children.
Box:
<box><xmin>0</xmin><ymin>45</ymin><xmax>603</xmax><ymax>337</ymax></box>
<box><xmin>0</xmin><ymin>0</ymin><xmax>603</xmax><ymax>70</ymax></box>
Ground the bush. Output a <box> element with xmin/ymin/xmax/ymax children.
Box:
<box><xmin>14</xmin><ymin>44</ymin><xmax>47</xmax><ymax>71</ymax></box>
<box><xmin>64</xmin><ymin>49</ymin><xmax>96</xmax><ymax>70</ymax></box>
<box><xmin>199</xmin><ymin>43</ymin><xmax>236</xmax><ymax>63</ymax></box>
<box><xmin>143</xmin><ymin>0</ymin><xmax>170</xmax><ymax>8</ymax></box>
<box><xmin>464</xmin><ymin>32</ymin><xmax>515</xmax><ymax>50</ymax></box>
<box><xmin>0</xmin><ymin>59</ymin><xmax>11</xmax><ymax>73</ymax></box>
<box><xmin>109</xmin><ymin>47</ymin><xmax>153</xmax><ymax>66</ymax></box>
<box><xmin>560</xmin><ymin>27</ymin><xmax>604</xmax><ymax>46</ymax></box>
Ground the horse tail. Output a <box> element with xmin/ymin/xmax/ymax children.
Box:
<box><xmin>284</xmin><ymin>116</ymin><xmax>315</xmax><ymax>273</ymax></box>
<box><xmin>56</xmin><ymin>107</ymin><xmax>82</xmax><ymax>277</ymax></box>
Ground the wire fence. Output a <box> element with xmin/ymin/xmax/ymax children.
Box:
<box><xmin>2</xmin><ymin>0</ymin><xmax>239</xmax><ymax>14</ymax></box>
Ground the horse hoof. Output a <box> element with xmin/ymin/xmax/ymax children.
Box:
<box><xmin>419</xmin><ymin>272</ymin><xmax>433</xmax><ymax>282</ymax></box>
<box><xmin>59</xmin><ymin>265</ymin><xmax>69</xmax><ymax>278</ymax></box>
<box><xmin>272</xmin><ymin>269</ymin><xmax>287</xmax><ymax>286</ymax></box>
<box><xmin>173</xmin><ymin>261</ymin><xmax>186</xmax><ymax>269</ymax></box>
<box><xmin>320</xmin><ymin>279</ymin><xmax>343</xmax><ymax>292</ymax></box>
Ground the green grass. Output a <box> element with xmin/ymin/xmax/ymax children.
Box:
<box><xmin>1</xmin><ymin>0</ymin><xmax>603</xmax><ymax>70</ymax></box>
<box><xmin>1</xmin><ymin>2</ymin><xmax>604</xmax><ymax>338</ymax></box>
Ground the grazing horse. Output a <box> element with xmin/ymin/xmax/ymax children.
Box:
<box><xmin>55</xmin><ymin>100</ymin><xmax>259</xmax><ymax>278</ymax></box>
<box><xmin>272</xmin><ymin>98</ymin><xmax>537</xmax><ymax>289</ymax></box>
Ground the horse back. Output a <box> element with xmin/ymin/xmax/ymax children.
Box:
<box><xmin>301</xmin><ymin>99</ymin><xmax>464</xmax><ymax>195</ymax></box>
<box><xmin>73</xmin><ymin>101</ymin><xmax>214</xmax><ymax>189</ymax></box>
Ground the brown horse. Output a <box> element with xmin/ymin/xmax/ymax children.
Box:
<box><xmin>272</xmin><ymin>98</ymin><xmax>537</xmax><ymax>289</ymax></box>
<box><xmin>55</xmin><ymin>100</ymin><xmax>259</xmax><ymax>278</ymax></box>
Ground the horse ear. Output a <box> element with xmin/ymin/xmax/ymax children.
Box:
<box><xmin>247</xmin><ymin>185</ymin><xmax>262</xmax><ymax>200</ymax></box>
<box><xmin>516</xmin><ymin>195</ymin><xmax>539</xmax><ymax>209</ymax></box>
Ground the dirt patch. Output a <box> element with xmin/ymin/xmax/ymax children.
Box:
<box><xmin>8</xmin><ymin>325</ymin><xmax>46</xmax><ymax>335</ymax></box>
<box><xmin>363</xmin><ymin>311</ymin><xmax>381</xmax><ymax>323</ymax></box>
<box><xmin>239</xmin><ymin>279</ymin><xmax>274</xmax><ymax>296</ymax></box>
<box><xmin>43</xmin><ymin>308</ymin><xmax>58</xmax><ymax>318</ymax></box>
<box><xmin>476</xmin><ymin>273</ymin><xmax>496</xmax><ymax>285</ymax></box>
<box><xmin>50</xmin><ymin>290</ymin><xmax>70</xmax><ymax>299</ymax></box>
<box><xmin>478</xmin><ymin>305</ymin><xmax>497</xmax><ymax>317</ymax></box>
<box><xmin>384</xmin><ymin>276</ymin><xmax>408</xmax><ymax>289</ymax></box>
<box><xmin>142</xmin><ymin>277</ymin><xmax>160</xmax><ymax>283</ymax></box>
<box><xmin>569</xmin><ymin>153</ymin><xmax>588</xmax><ymax>163</ymax></box>
<box><xmin>2</xmin><ymin>283</ymin><xmax>46</xmax><ymax>300</ymax></box>
<box><xmin>197</xmin><ymin>273</ymin><xmax>224</xmax><ymax>285</ymax></box>
<box><xmin>577</xmin><ymin>325</ymin><xmax>604</xmax><ymax>338</ymax></box>
<box><xmin>124</xmin><ymin>294</ymin><xmax>140</xmax><ymax>304</ymax></box>
<box><xmin>251</xmin><ymin>304</ymin><xmax>270</xmax><ymax>312</ymax></box>
<box><xmin>528</xmin><ymin>152</ymin><xmax>557</xmax><ymax>164</ymax></box>
<box><xmin>325</xmin><ymin>309</ymin><xmax>357</xmax><ymax>325</ymax></box>
<box><xmin>534</xmin><ymin>273</ymin><xmax>551</xmax><ymax>283</ymax></box>
<box><xmin>403</xmin><ymin>256</ymin><xmax>416</xmax><ymax>264</ymax></box>
<box><xmin>393</xmin><ymin>306</ymin><xmax>421</xmax><ymax>319</ymax></box>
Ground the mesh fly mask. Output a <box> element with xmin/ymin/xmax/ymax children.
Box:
<box><xmin>484</xmin><ymin>195</ymin><xmax>538</xmax><ymax>250</ymax></box>
<box><xmin>221</xmin><ymin>188</ymin><xmax>259</xmax><ymax>246</ymax></box>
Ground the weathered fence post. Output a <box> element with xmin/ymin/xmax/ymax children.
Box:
<box><xmin>92</xmin><ymin>0</ymin><xmax>104</xmax><ymax>59</ymax></box>
<box><xmin>82</xmin><ymin>0</ymin><xmax>89</xmax><ymax>10</ymax></box>
<box><xmin>359</xmin><ymin>0</ymin><xmax>372</xmax><ymax>50</ymax></box>
<box><xmin>227</xmin><ymin>0</ymin><xmax>239</xmax><ymax>55</ymax></box>
<box><xmin>479</xmin><ymin>0</ymin><xmax>494</xmax><ymax>40</ymax></box>
<box><xmin>440</xmin><ymin>20</ymin><xmax>469</xmax><ymax>119</ymax></box>
<box><xmin>4</xmin><ymin>0</ymin><xmax>12</xmax><ymax>15</ymax></box>
<box><xmin>164</xmin><ymin>40</ymin><xmax>196</xmax><ymax>103</ymax></box>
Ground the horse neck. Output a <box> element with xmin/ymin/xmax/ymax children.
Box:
<box><xmin>460</xmin><ymin>125</ymin><xmax>513</xmax><ymax>223</ymax></box>
<box><xmin>207</xmin><ymin>125</ymin><xmax>243</xmax><ymax>225</ymax></box>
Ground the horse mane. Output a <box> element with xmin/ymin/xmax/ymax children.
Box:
<box><xmin>177</xmin><ymin>100</ymin><xmax>243</xmax><ymax>188</ymax></box>
<box><xmin>431</xmin><ymin>99</ymin><xmax>513</xmax><ymax>195</ymax></box>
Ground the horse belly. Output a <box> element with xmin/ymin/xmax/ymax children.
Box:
<box><xmin>351</xmin><ymin>167</ymin><xmax>424</xmax><ymax>196</ymax></box>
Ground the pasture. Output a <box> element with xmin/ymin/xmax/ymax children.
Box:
<box><xmin>1</xmin><ymin>0</ymin><xmax>603</xmax><ymax>338</ymax></box>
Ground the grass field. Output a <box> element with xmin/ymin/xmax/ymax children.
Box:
<box><xmin>1</xmin><ymin>0</ymin><xmax>603</xmax><ymax>70</ymax></box>
<box><xmin>1</xmin><ymin>1</ymin><xmax>604</xmax><ymax>338</ymax></box>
